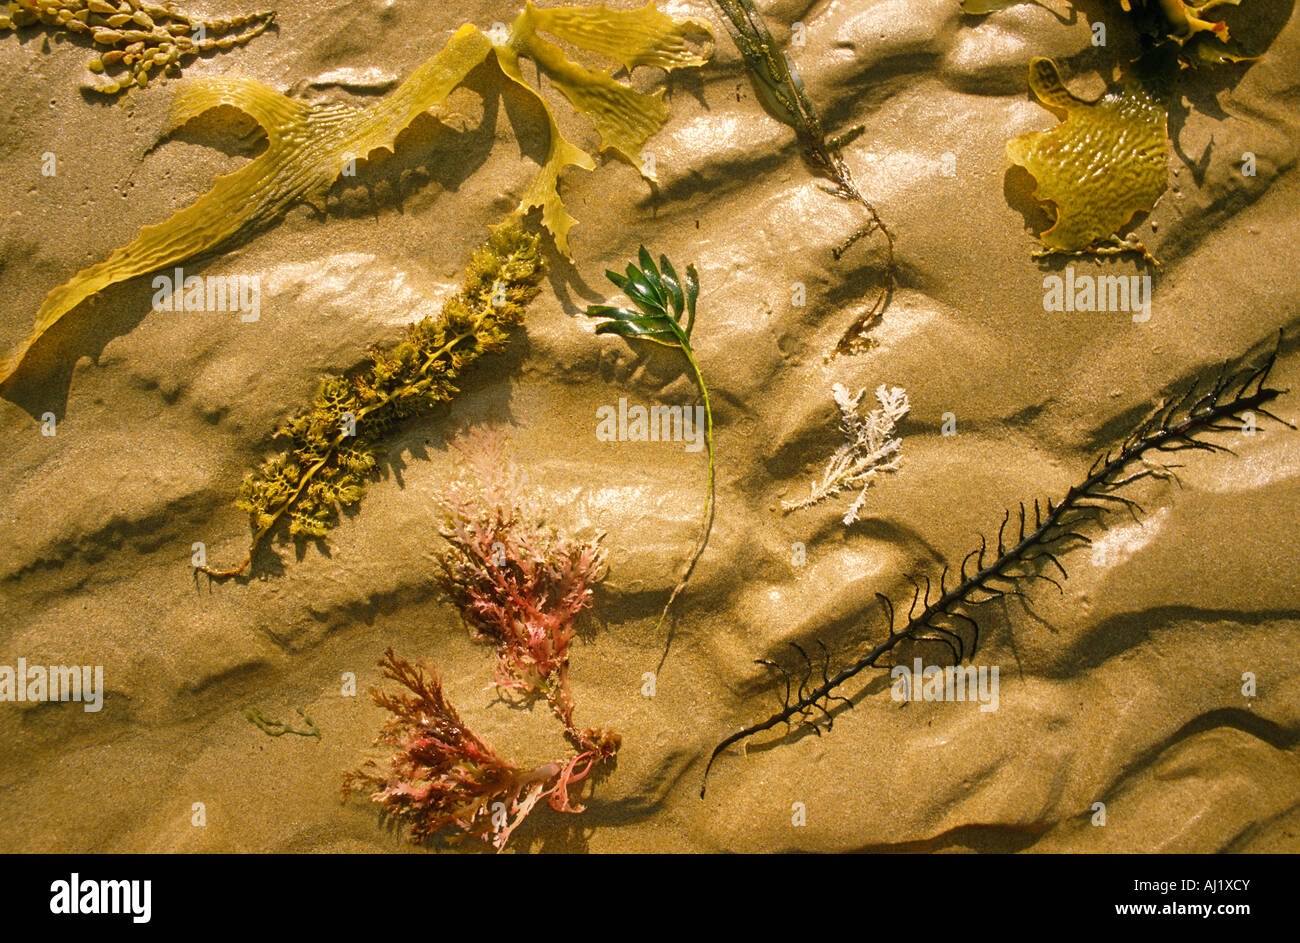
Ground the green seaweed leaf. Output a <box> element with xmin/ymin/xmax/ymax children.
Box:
<box><xmin>586</xmin><ymin>249</ymin><xmax>712</xmax><ymax>640</ymax></box>
<box><xmin>0</xmin><ymin>3</ymin><xmax>712</xmax><ymax>386</ymax></box>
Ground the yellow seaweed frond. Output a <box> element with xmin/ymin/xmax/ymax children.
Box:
<box><xmin>492</xmin><ymin>43</ymin><xmax>597</xmax><ymax>253</ymax></box>
<box><xmin>0</xmin><ymin>27</ymin><xmax>490</xmax><ymax>384</ymax></box>
<box><xmin>1006</xmin><ymin>57</ymin><xmax>1168</xmax><ymax>257</ymax></box>
<box><xmin>0</xmin><ymin>4</ymin><xmax>712</xmax><ymax>386</ymax></box>
<box><xmin>960</xmin><ymin>2</ymin><xmax>1255</xmax><ymax>67</ymax></box>
<box><xmin>496</xmin><ymin>2</ymin><xmax>712</xmax><ymax>250</ymax></box>
<box><xmin>1119</xmin><ymin>0</ymin><xmax>1257</xmax><ymax>67</ymax></box>
<box><xmin>523</xmin><ymin>1</ymin><xmax>713</xmax><ymax>72</ymax></box>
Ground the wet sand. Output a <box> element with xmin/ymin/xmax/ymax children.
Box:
<box><xmin>1</xmin><ymin>0</ymin><xmax>1298</xmax><ymax>852</ymax></box>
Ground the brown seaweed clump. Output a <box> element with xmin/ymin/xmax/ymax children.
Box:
<box><xmin>199</xmin><ymin>223</ymin><xmax>545</xmax><ymax>579</ymax></box>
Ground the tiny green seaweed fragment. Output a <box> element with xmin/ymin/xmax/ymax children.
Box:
<box><xmin>0</xmin><ymin>0</ymin><xmax>274</xmax><ymax>95</ymax></box>
<box><xmin>245</xmin><ymin>706</ymin><xmax>321</xmax><ymax>739</ymax></box>
<box><xmin>586</xmin><ymin>248</ymin><xmax>714</xmax><ymax>635</ymax></box>
<box><xmin>0</xmin><ymin>2</ymin><xmax>712</xmax><ymax>386</ymax></box>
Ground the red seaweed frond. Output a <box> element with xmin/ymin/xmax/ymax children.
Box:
<box><xmin>436</xmin><ymin>429</ymin><xmax>607</xmax><ymax>734</ymax></box>
<box><xmin>343</xmin><ymin>648</ymin><xmax>581</xmax><ymax>850</ymax></box>
<box><xmin>345</xmin><ymin>432</ymin><xmax>620</xmax><ymax>850</ymax></box>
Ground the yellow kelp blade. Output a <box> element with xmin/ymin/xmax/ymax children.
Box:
<box><xmin>0</xmin><ymin>27</ymin><xmax>493</xmax><ymax>385</ymax></box>
<box><xmin>519</xmin><ymin>30</ymin><xmax>669</xmax><ymax>172</ymax></box>
<box><xmin>1006</xmin><ymin>57</ymin><xmax>1168</xmax><ymax>253</ymax></box>
<box><xmin>495</xmin><ymin>1</ymin><xmax>712</xmax><ymax>250</ymax></box>
<box><xmin>0</xmin><ymin>5</ymin><xmax>712</xmax><ymax>385</ymax></box>
<box><xmin>493</xmin><ymin>45</ymin><xmax>596</xmax><ymax>254</ymax></box>
<box><xmin>522</xmin><ymin>1</ymin><xmax>713</xmax><ymax>71</ymax></box>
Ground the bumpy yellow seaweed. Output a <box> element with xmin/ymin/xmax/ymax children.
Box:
<box><xmin>0</xmin><ymin>2</ymin><xmax>711</xmax><ymax>385</ymax></box>
<box><xmin>1007</xmin><ymin>57</ymin><xmax>1168</xmax><ymax>259</ymax></box>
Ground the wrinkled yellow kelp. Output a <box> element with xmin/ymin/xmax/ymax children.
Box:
<box><xmin>1007</xmin><ymin>57</ymin><xmax>1168</xmax><ymax>257</ymax></box>
<box><xmin>0</xmin><ymin>2</ymin><xmax>711</xmax><ymax>385</ymax></box>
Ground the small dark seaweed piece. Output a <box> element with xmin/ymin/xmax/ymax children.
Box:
<box><xmin>245</xmin><ymin>706</ymin><xmax>321</xmax><ymax>739</ymax></box>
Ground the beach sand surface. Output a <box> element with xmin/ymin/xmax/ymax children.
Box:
<box><xmin>1</xmin><ymin>0</ymin><xmax>1298</xmax><ymax>852</ymax></box>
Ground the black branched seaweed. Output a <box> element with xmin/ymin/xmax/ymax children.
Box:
<box><xmin>702</xmin><ymin>333</ymin><xmax>1292</xmax><ymax>795</ymax></box>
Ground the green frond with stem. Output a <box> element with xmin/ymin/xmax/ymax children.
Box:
<box><xmin>586</xmin><ymin>248</ymin><xmax>715</xmax><ymax>645</ymax></box>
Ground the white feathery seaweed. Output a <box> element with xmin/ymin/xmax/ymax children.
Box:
<box><xmin>783</xmin><ymin>383</ymin><xmax>909</xmax><ymax>524</ymax></box>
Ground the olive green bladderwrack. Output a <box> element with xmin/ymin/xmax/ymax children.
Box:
<box><xmin>197</xmin><ymin>222</ymin><xmax>544</xmax><ymax>580</ymax></box>
<box><xmin>0</xmin><ymin>0</ymin><xmax>274</xmax><ymax>95</ymax></box>
<box><xmin>711</xmin><ymin>0</ymin><xmax>895</xmax><ymax>357</ymax></box>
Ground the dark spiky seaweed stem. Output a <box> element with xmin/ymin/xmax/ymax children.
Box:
<box><xmin>710</xmin><ymin>0</ymin><xmax>895</xmax><ymax>356</ymax></box>
<box><xmin>197</xmin><ymin>222</ymin><xmax>544</xmax><ymax>579</ymax></box>
<box><xmin>702</xmin><ymin>333</ymin><xmax>1292</xmax><ymax>796</ymax></box>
